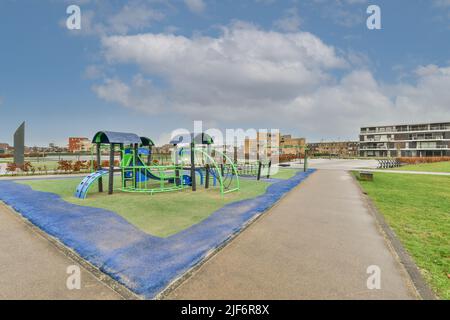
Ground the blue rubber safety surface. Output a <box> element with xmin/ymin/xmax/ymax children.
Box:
<box><xmin>0</xmin><ymin>169</ymin><xmax>316</xmax><ymax>299</ymax></box>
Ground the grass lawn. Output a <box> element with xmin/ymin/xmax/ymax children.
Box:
<box><xmin>356</xmin><ymin>172</ymin><xmax>450</xmax><ymax>299</ymax></box>
<box><xmin>18</xmin><ymin>176</ymin><xmax>271</xmax><ymax>238</ymax></box>
<box><xmin>394</xmin><ymin>161</ymin><xmax>450</xmax><ymax>173</ymax></box>
<box><xmin>269</xmin><ymin>168</ymin><xmax>299</xmax><ymax>180</ymax></box>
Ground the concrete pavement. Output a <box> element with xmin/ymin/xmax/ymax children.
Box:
<box><xmin>166</xmin><ymin>170</ymin><xmax>418</xmax><ymax>300</ymax></box>
<box><xmin>0</xmin><ymin>202</ymin><xmax>123</xmax><ymax>300</ymax></box>
<box><xmin>306</xmin><ymin>158</ymin><xmax>379</xmax><ymax>170</ymax></box>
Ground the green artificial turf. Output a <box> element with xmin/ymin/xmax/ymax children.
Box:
<box><xmin>18</xmin><ymin>176</ymin><xmax>270</xmax><ymax>238</ymax></box>
<box><xmin>269</xmin><ymin>168</ymin><xmax>299</xmax><ymax>180</ymax></box>
<box><xmin>356</xmin><ymin>172</ymin><xmax>450</xmax><ymax>299</ymax></box>
<box><xmin>394</xmin><ymin>161</ymin><xmax>450</xmax><ymax>173</ymax></box>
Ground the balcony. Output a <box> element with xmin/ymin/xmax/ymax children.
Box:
<box><xmin>360</xmin><ymin>123</ymin><xmax>450</xmax><ymax>135</ymax></box>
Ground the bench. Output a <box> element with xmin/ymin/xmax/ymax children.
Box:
<box><xmin>359</xmin><ymin>171</ymin><xmax>374</xmax><ymax>181</ymax></box>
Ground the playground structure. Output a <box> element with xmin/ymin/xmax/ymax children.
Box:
<box><xmin>170</xmin><ymin>133</ymin><xmax>240</xmax><ymax>195</ymax></box>
<box><xmin>74</xmin><ymin>130</ymin><xmax>309</xmax><ymax>199</ymax></box>
<box><xmin>236</xmin><ymin>161</ymin><xmax>272</xmax><ymax>180</ymax></box>
<box><xmin>235</xmin><ymin>144</ymin><xmax>308</xmax><ymax>179</ymax></box>
<box><xmin>75</xmin><ymin>131</ymin><xmax>240</xmax><ymax>199</ymax></box>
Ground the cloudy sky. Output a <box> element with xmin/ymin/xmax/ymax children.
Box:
<box><xmin>0</xmin><ymin>0</ymin><xmax>450</xmax><ymax>146</ymax></box>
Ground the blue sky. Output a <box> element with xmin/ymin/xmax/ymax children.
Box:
<box><xmin>1</xmin><ymin>0</ymin><xmax>450</xmax><ymax>146</ymax></box>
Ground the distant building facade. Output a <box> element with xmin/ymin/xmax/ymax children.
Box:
<box><xmin>153</xmin><ymin>144</ymin><xmax>172</xmax><ymax>154</ymax></box>
<box><xmin>359</xmin><ymin>122</ymin><xmax>450</xmax><ymax>157</ymax></box>
<box><xmin>280</xmin><ymin>135</ymin><xmax>306</xmax><ymax>156</ymax></box>
<box><xmin>244</xmin><ymin>131</ymin><xmax>281</xmax><ymax>158</ymax></box>
<box><xmin>308</xmin><ymin>141</ymin><xmax>359</xmax><ymax>158</ymax></box>
<box><xmin>0</xmin><ymin>143</ymin><xmax>10</xmax><ymax>154</ymax></box>
<box><xmin>68</xmin><ymin>137</ymin><xmax>92</xmax><ymax>153</ymax></box>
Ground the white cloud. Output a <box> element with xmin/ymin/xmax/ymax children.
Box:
<box><xmin>107</xmin><ymin>3</ymin><xmax>164</xmax><ymax>35</ymax></box>
<box><xmin>93</xmin><ymin>23</ymin><xmax>450</xmax><ymax>140</ymax></box>
<box><xmin>311</xmin><ymin>0</ymin><xmax>368</xmax><ymax>28</ymax></box>
<box><xmin>83</xmin><ymin>65</ymin><xmax>104</xmax><ymax>79</ymax></box>
<box><xmin>93</xmin><ymin>75</ymin><xmax>168</xmax><ymax>114</ymax></box>
<box><xmin>184</xmin><ymin>0</ymin><xmax>206</xmax><ymax>14</ymax></box>
<box><xmin>287</xmin><ymin>66</ymin><xmax>450</xmax><ymax>138</ymax></box>
<box><xmin>274</xmin><ymin>7</ymin><xmax>301</xmax><ymax>32</ymax></box>
<box><xmin>98</xmin><ymin>22</ymin><xmax>346</xmax><ymax>119</ymax></box>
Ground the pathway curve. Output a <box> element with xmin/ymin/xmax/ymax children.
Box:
<box><xmin>0</xmin><ymin>202</ymin><xmax>123</xmax><ymax>300</ymax></box>
<box><xmin>166</xmin><ymin>170</ymin><xmax>418</xmax><ymax>300</ymax></box>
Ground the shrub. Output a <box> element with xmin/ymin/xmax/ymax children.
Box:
<box><xmin>57</xmin><ymin>160</ymin><xmax>73</xmax><ymax>172</ymax></box>
<box><xmin>397</xmin><ymin>157</ymin><xmax>450</xmax><ymax>165</ymax></box>
<box><xmin>101</xmin><ymin>160</ymin><xmax>120</xmax><ymax>168</ymax></box>
<box><xmin>6</xmin><ymin>163</ymin><xmax>18</xmax><ymax>174</ymax></box>
<box><xmin>73</xmin><ymin>161</ymin><xmax>83</xmax><ymax>172</ymax></box>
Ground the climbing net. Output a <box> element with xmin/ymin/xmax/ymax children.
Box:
<box><xmin>176</xmin><ymin>147</ymin><xmax>240</xmax><ymax>194</ymax></box>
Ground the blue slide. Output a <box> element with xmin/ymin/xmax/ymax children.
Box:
<box><xmin>74</xmin><ymin>170</ymin><xmax>109</xmax><ymax>199</ymax></box>
<box><xmin>124</xmin><ymin>155</ymin><xmax>172</xmax><ymax>182</ymax></box>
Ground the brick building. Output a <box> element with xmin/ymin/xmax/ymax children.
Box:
<box><xmin>68</xmin><ymin>137</ymin><xmax>92</xmax><ymax>153</ymax></box>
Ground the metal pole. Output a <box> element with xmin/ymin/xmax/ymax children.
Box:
<box><xmin>108</xmin><ymin>144</ymin><xmax>115</xmax><ymax>195</ymax></box>
<box><xmin>119</xmin><ymin>143</ymin><xmax>124</xmax><ymax>185</ymax></box>
<box><xmin>147</xmin><ymin>146</ymin><xmax>152</xmax><ymax>166</ymax></box>
<box><xmin>191</xmin><ymin>142</ymin><xmax>196</xmax><ymax>192</ymax></box>
<box><xmin>205</xmin><ymin>164</ymin><xmax>210</xmax><ymax>189</ymax></box>
<box><xmin>96</xmin><ymin>143</ymin><xmax>103</xmax><ymax>193</ymax></box>
<box><xmin>257</xmin><ymin>161</ymin><xmax>262</xmax><ymax>181</ymax></box>
<box><xmin>134</xmin><ymin>144</ymin><xmax>138</xmax><ymax>190</ymax></box>
<box><xmin>304</xmin><ymin>150</ymin><xmax>308</xmax><ymax>172</ymax></box>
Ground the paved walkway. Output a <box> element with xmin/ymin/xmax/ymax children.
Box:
<box><xmin>0</xmin><ymin>202</ymin><xmax>122</xmax><ymax>300</ymax></box>
<box><xmin>166</xmin><ymin>170</ymin><xmax>418</xmax><ymax>300</ymax></box>
<box><xmin>307</xmin><ymin>159</ymin><xmax>379</xmax><ymax>170</ymax></box>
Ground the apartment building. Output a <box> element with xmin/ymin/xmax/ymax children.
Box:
<box><xmin>280</xmin><ymin>135</ymin><xmax>306</xmax><ymax>156</ymax></box>
<box><xmin>68</xmin><ymin>137</ymin><xmax>92</xmax><ymax>153</ymax></box>
<box><xmin>244</xmin><ymin>131</ymin><xmax>281</xmax><ymax>158</ymax></box>
<box><xmin>244</xmin><ymin>132</ymin><xmax>306</xmax><ymax>154</ymax></box>
<box><xmin>359</xmin><ymin>122</ymin><xmax>450</xmax><ymax>157</ymax></box>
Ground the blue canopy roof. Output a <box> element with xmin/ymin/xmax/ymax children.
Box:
<box><xmin>140</xmin><ymin>137</ymin><xmax>155</xmax><ymax>147</ymax></box>
<box><xmin>170</xmin><ymin>133</ymin><xmax>214</xmax><ymax>146</ymax></box>
<box><xmin>92</xmin><ymin>131</ymin><xmax>143</xmax><ymax>145</ymax></box>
